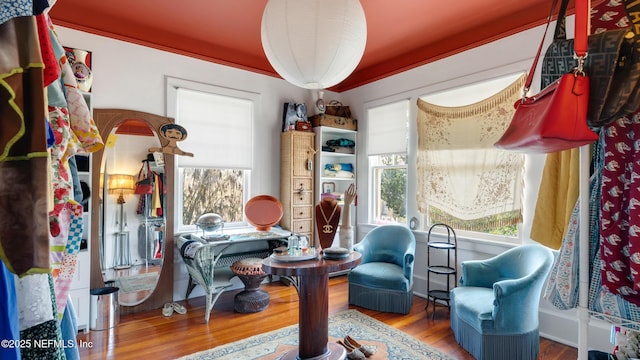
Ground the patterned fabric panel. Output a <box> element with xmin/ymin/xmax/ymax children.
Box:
<box><xmin>599</xmin><ymin>114</ymin><xmax>640</xmax><ymax>305</ymax></box>
<box><xmin>53</xmin><ymin>201</ymin><xmax>83</xmax><ymax>318</ymax></box>
<box><xmin>20</xmin><ymin>319</ymin><xmax>65</xmax><ymax>360</ymax></box>
<box><xmin>35</xmin><ymin>14</ymin><xmax>59</xmax><ymax>86</ymax></box>
<box><xmin>0</xmin><ymin>0</ymin><xmax>33</xmax><ymax>25</ymax></box>
<box><xmin>0</xmin><ymin>16</ymin><xmax>50</xmax><ymax>276</ymax></box>
<box><xmin>16</xmin><ymin>273</ymin><xmax>54</xmax><ymax>330</ymax></box>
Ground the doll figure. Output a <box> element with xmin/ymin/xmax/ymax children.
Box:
<box><xmin>149</xmin><ymin>123</ymin><xmax>194</xmax><ymax>157</ymax></box>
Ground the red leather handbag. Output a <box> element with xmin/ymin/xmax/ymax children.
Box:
<box><xmin>494</xmin><ymin>0</ymin><xmax>598</xmax><ymax>153</ymax></box>
<box><xmin>134</xmin><ymin>161</ymin><xmax>154</xmax><ymax>195</ymax></box>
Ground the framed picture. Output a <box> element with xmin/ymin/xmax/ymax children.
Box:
<box><xmin>322</xmin><ymin>182</ymin><xmax>335</xmax><ymax>194</ymax></box>
<box><xmin>282</xmin><ymin>102</ymin><xmax>308</xmax><ymax>132</ymax></box>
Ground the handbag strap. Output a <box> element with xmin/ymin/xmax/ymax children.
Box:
<box><xmin>554</xmin><ymin>0</ymin><xmax>588</xmax><ymax>56</ymax></box>
<box><xmin>574</xmin><ymin>0</ymin><xmax>588</xmax><ymax>56</ymax></box>
<box><xmin>137</xmin><ymin>161</ymin><xmax>146</xmax><ymax>181</ymax></box>
<box><xmin>522</xmin><ymin>0</ymin><xmax>561</xmax><ymax>94</ymax></box>
<box><xmin>523</xmin><ymin>0</ymin><xmax>588</xmax><ymax>94</ymax></box>
<box><xmin>146</xmin><ymin>160</ymin><xmax>153</xmax><ymax>182</ymax></box>
<box><xmin>553</xmin><ymin>0</ymin><xmax>570</xmax><ymax>40</ymax></box>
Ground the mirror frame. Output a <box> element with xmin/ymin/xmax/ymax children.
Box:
<box><xmin>91</xmin><ymin>109</ymin><xmax>175</xmax><ymax>314</ymax></box>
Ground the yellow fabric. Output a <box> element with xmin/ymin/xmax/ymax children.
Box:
<box><xmin>530</xmin><ymin>148</ymin><xmax>580</xmax><ymax>249</ymax></box>
<box><xmin>152</xmin><ymin>173</ymin><xmax>162</xmax><ymax>217</ymax></box>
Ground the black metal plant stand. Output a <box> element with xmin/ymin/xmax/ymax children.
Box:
<box><xmin>425</xmin><ymin>223</ymin><xmax>457</xmax><ymax>319</ymax></box>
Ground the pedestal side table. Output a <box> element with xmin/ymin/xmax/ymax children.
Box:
<box><xmin>262</xmin><ymin>251</ymin><xmax>361</xmax><ymax>360</ymax></box>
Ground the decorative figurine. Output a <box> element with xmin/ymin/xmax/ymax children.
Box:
<box><xmin>149</xmin><ymin>123</ymin><xmax>194</xmax><ymax>157</ymax></box>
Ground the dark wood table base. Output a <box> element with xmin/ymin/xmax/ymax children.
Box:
<box><xmin>280</xmin><ymin>342</ymin><xmax>346</xmax><ymax>360</ymax></box>
<box><xmin>263</xmin><ymin>252</ymin><xmax>361</xmax><ymax>360</ymax></box>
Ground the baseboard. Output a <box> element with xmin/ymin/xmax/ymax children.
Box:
<box><xmin>538</xmin><ymin>305</ymin><xmax>613</xmax><ymax>352</ymax></box>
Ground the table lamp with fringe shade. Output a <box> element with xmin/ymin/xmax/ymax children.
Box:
<box><xmin>108</xmin><ymin>174</ymin><xmax>136</xmax><ymax>269</ymax></box>
<box><xmin>108</xmin><ymin>174</ymin><xmax>135</xmax><ymax>202</ymax></box>
<box><xmin>108</xmin><ymin>174</ymin><xmax>135</xmax><ymax>230</ymax></box>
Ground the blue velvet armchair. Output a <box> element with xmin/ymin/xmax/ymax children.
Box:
<box><xmin>348</xmin><ymin>225</ymin><xmax>416</xmax><ymax>314</ymax></box>
<box><xmin>450</xmin><ymin>244</ymin><xmax>554</xmax><ymax>360</ymax></box>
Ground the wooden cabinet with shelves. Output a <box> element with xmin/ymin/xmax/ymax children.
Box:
<box><xmin>313</xmin><ymin>126</ymin><xmax>357</xmax><ymax>247</ymax></box>
<box><xmin>280</xmin><ymin>131</ymin><xmax>315</xmax><ymax>242</ymax></box>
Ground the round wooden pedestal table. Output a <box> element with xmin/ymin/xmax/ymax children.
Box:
<box><xmin>230</xmin><ymin>258</ymin><xmax>270</xmax><ymax>313</ymax></box>
<box><xmin>262</xmin><ymin>252</ymin><xmax>362</xmax><ymax>360</ymax></box>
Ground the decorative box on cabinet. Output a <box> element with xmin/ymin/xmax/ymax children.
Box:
<box><xmin>426</xmin><ymin>223</ymin><xmax>457</xmax><ymax>319</ymax></box>
<box><xmin>313</xmin><ymin>126</ymin><xmax>357</xmax><ymax>247</ymax></box>
<box><xmin>280</xmin><ymin>131</ymin><xmax>315</xmax><ymax>242</ymax></box>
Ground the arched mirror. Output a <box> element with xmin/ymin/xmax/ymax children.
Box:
<box><xmin>91</xmin><ymin>109</ymin><xmax>174</xmax><ymax>314</ymax></box>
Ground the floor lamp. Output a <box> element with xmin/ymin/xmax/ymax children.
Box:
<box><xmin>108</xmin><ymin>174</ymin><xmax>136</xmax><ymax>270</ymax></box>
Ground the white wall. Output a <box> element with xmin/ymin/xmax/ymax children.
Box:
<box><xmin>56</xmin><ymin>17</ymin><xmax>613</xmax><ymax>352</ymax></box>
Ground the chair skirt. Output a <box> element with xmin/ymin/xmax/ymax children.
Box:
<box><xmin>348</xmin><ymin>282</ymin><xmax>413</xmax><ymax>314</ymax></box>
<box><xmin>450</xmin><ymin>305</ymin><xmax>540</xmax><ymax>360</ymax></box>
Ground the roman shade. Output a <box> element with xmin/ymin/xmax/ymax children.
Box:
<box><xmin>367</xmin><ymin>100</ymin><xmax>409</xmax><ymax>156</ymax></box>
<box><xmin>175</xmin><ymin>87</ymin><xmax>253</xmax><ymax>169</ymax></box>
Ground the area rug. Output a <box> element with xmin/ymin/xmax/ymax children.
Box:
<box><xmin>177</xmin><ymin>309</ymin><xmax>454</xmax><ymax>360</ymax></box>
<box><xmin>115</xmin><ymin>272</ymin><xmax>158</xmax><ymax>293</ymax></box>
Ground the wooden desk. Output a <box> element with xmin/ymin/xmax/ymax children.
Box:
<box><xmin>262</xmin><ymin>252</ymin><xmax>361</xmax><ymax>360</ymax></box>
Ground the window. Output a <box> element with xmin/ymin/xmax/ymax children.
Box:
<box><xmin>181</xmin><ymin>168</ymin><xmax>245</xmax><ymax>226</ymax></box>
<box><xmin>371</xmin><ymin>154</ymin><xmax>407</xmax><ymax>224</ymax></box>
<box><xmin>367</xmin><ymin>100</ymin><xmax>409</xmax><ymax>224</ymax></box>
<box><xmin>166</xmin><ymin>78</ymin><xmax>256</xmax><ymax>231</ymax></box>
<box><xmin>417</xmin><ymin>73</ymin><xmax>525</xmax><ymax>240</ymax></box>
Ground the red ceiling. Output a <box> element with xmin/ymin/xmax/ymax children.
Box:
<box><xmin>49</xmin><ymin>0</ymin><xmax>571</xmax><ymax>92</ymax></box>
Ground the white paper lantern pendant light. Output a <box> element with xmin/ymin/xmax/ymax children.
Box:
<box><xmin>261</xmin><ymin>0</ymin><xmax>367</xmax><ymax>90</ymax></box>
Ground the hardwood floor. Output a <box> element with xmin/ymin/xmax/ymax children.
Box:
<box><xmin>77</xmin><ymin>275</ymin><xmax>578</xmax><ymax>359</ymax></box>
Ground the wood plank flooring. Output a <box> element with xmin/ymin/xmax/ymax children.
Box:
<box><xmin>77</xmin><ymin>275</ymin><xmax>578</xmax><ymax>359</ymax></box>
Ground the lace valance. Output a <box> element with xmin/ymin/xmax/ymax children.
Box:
<box><xmin>416</xmin><ymin>74</ymin><xmax>526</xmax><ymax>229</ymax></box>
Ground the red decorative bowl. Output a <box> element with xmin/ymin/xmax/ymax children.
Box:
<box><xmin>245</xmin><ymin>195</ymin><xmax>283</xmax><ymax>231</ymax></box>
